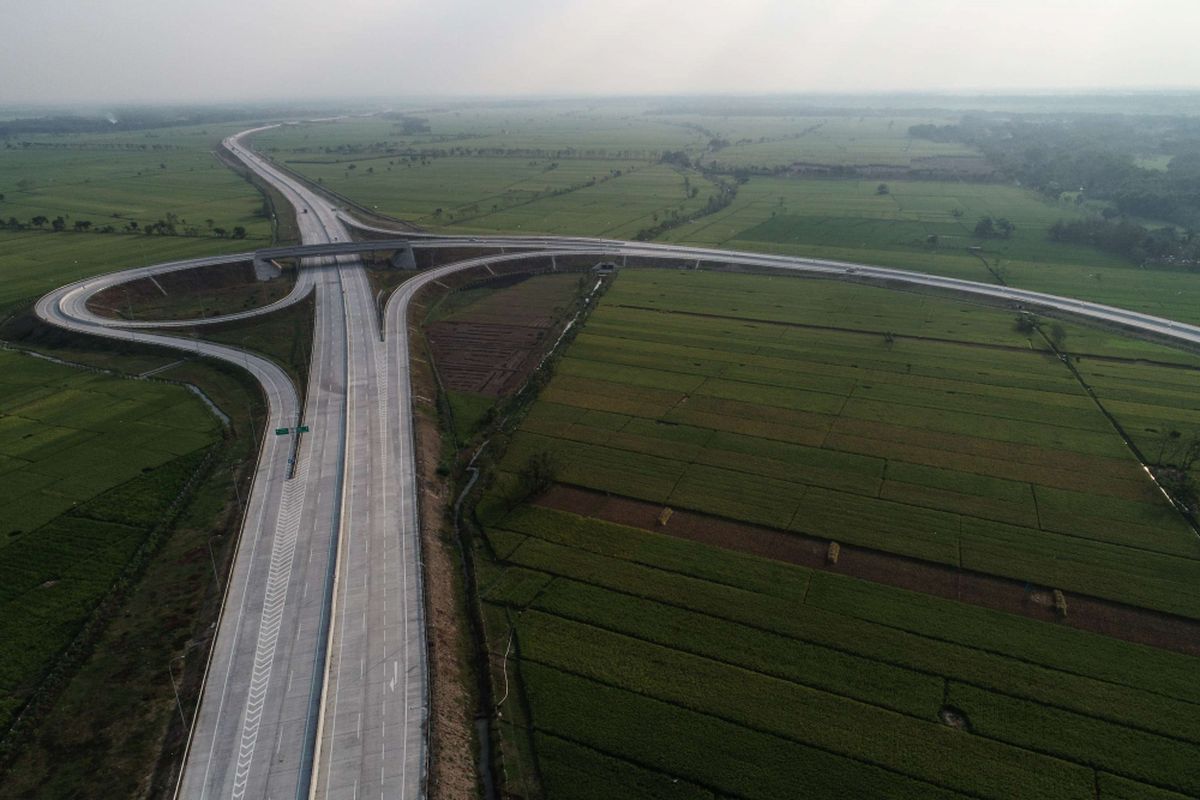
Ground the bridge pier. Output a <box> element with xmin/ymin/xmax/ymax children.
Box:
<box><xmin>389</xmin><ymin>243</ymin><xmax>417</xmax><ymax>270</ymax></box>
<box><xmin>253</xmin><ymin>256</ymin><xmax>282</xmax><ymax>281</ymax></box>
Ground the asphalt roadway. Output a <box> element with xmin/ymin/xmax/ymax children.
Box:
<box><xmin>33</xmin><ymin>126</ymin><xmax>1200</xmax><ymax>800</ymax></box>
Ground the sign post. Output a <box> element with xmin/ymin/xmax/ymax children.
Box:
<box><xmin>274</xmin><ymin>425</ymin><xmax>310</xmax><ymax>436</ymax></box>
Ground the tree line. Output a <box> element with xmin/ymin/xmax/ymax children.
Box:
<box><xmin>909</xmin><ymin>115</ymin><xmax>1200</xmax><ymax>230</ymax></box>
<box><xmin>0</xmin><ymin>211</ymin><xmax>246</xmax><ymax>239</ymax></box>
<box><xmin>1049</xmin><ymin>218</ymin><xmax>1198</xmax><ymax>265</ymax></box>
<box><xmin>0</xmin><ymin>104</ymin><xmax>346</xmax><ymax>138</ymax></box>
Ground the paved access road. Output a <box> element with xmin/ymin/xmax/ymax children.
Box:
<box><xmin>35</xmin><ymin>125</ymin><xmax>1200</xmax><ymax>800</ymax></box>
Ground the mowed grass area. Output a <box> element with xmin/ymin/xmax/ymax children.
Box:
<box><xmin>0</xmin><ymin>349</ymin><xmax>220</xmax><ymax>731</ymax></box>
<box><xmin>475</xmin><ymin>268</ymin><xmax>1200</xmax><ymax>799</ymax></box>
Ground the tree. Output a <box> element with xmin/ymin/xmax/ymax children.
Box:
<box><xmin>231</xmin><ymin>225</ymin><xmax>246</xmax><ymax>239</ymax></box>
<box><xmin>1013</xmin><ymin>312</ymin><xmax>1037</xmax><ymax>334</ymax></box>
<box><xmin>30</xmin><ymin>215</ymin><xmax>47</xmax><ymax>228</ymax></box>
<box><xmin>51</xmin><ymin>216</ymin><xmax>66</xmax><ymax>232</ymax></box>
<box><xmin>1048</xmin><ymin>322</ymin><xmax>1067</xmax><ymax>348</ymax></box>
<box><xmin>995</xmin><ymin>218</ymin><xmax>1016</xmax><ymax>238</ymax></box>
<box><xmin>974</xmin><ymin>216</ymin><xmax>996</xmax><ymax>238</ymax></box>
<box><xmin>213</xmin><ymin>227</ymin><xmax>227</xmax><ymax>238</ymax></box>
<box><xmin>1151</xmin><ymin>430</ymin><xmax>1200</xmax><ymax>514</ymax></box>
<box><xmin>660</xmin><ymin>150</ymin><xmax>691</xmax><ymax>168</ymax></box>
<box><xmin>73</xmin><ymin>220</ymin><xmax>92</xmax><ymax>231</ymax></box>
<box><xmin>516</xmin><ymin>451</ymin><xmax>558</xmax><ymax>501</ymax></box>
<box><xmin>1156</xmin><ymin>428</ymin><xmax>1183</xmax><ymax>465</ymax></box>
<box><xmin>876</xmin><ymin>183</ymin><xmax>890</xmax><ymax>195</ymax></box>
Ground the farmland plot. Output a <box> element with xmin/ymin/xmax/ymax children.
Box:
<box><xmin>0</xmin><ymin>350</ymin><xmax>220</xmax><ymax>733</ymax></box>
<box><xmin>474</xmin><ymin>267</ymin><xmax>1200</xmax><ymax>799</ymax></box>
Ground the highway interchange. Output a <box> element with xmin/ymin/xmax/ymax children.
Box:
<box><xmin>33</xmin><ymin>125</ymin><xmax>1200</xmax><ymax>800</ymax></box>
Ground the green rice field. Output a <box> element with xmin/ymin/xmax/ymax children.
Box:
<box><xmin>0</xmin><ymin>123</ymin><xmax>272</xmax><ymax>238</ymax></box>
<box><xmin>0</xmin><ymin>349</ymin><xmax>221</xmax><ymax>732</ymax></box>
<box><xmin>473</xmin><ymin>267</ymin><xmax>1200</xmax><ymax>800</ymax></box>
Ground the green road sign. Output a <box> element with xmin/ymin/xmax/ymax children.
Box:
<box><xmin>297</xmin><ymin>425</ymin><xmax>310</xmax><ymax>433</ymax></box>
<box><xmin>274</xmin><ymin>427</ymin><xmax>290</xmax><ymax>435</ymax></box>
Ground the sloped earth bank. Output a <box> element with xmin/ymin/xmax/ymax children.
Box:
<box><xmin>408</xmin><ymin>282</ymin><xmax>479</xmax><ymax>800</ymax></box>
<box><xmin>87</xmin><ymin>260</ymin><xmax>294</xmax><ymax>321</ymax></box>
<box><xmin>537</xmin><ymin>484</ymin><xmax>1200</xmax><ymax>656</ymax></box>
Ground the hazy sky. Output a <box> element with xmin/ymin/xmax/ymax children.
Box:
<box><xmin>2</xmin><ymin>0</ymin><xmax>1198</xmax><ymax>105</ymax></box>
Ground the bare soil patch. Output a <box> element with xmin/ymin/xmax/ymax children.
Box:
<box><xmin>87</xmin><ymin>260</ymin><xmax>293</xmax><ymax>322</ymax></box>
<box><xmin>939</xmin><ymin>706</ymin><xmax>971</xmax><ymax>730</ymax></box>
<box><xmin>427</xmin><ymin>272</ymin><xmax>583</xmax><ymax>397</ymax></box>
<box><xmin>409</xmin><ymin>325</ymin><xmax>479</xmax><ymax>800</ymax></box>
<box><xmin>427</xmin><ymin>321</ymin><xmax>548</xmax><ymax>396</ymax></box>
<box><xmin>537</xmin><ymin>484</ymin><xmax>1200</xmax><ymax>656</ymax></box>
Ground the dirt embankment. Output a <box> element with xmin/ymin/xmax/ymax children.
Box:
<box><xmin>407</xmin><ymin>292</ymin><xmax>479</xmax><ymax>800</ymax></box>
<box><xmin>87</xmin><ymin>260</ymin><xmax>292</xmax><ymax>322</ymax></box>
<box><xmin>538</xmin><ymin>484</ymin><xmax>1200</xmax><ymax>657</ymax></box>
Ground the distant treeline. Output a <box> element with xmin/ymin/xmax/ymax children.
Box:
<box><xmin>1049</xmin><ymin>218</ymin><xmax>1199</xmax><ymax>265</ymax></box>
<box><xmin>284</xmin><ymin>143</ymin><xmax>658</xmax><ymax>161</ymax></box>
<box><xmin>378</xmin><ymin>113</ymin><xmax>431</xmax><ymax>135</ymax></box>
<box><xmin>0</xmin><ymin>213</ymin><xmax>248</xmax><ymax>238</ymax></box>
<box><xmin>909</xmin><ymin>115</ymin><xmax>1200</xmax><ymax>230</ymax></box>
<box><xmin>0</xmin><ymin>105</ymin><xmax>346</xmax><ymax>138</ymax></box>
